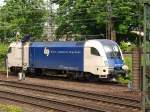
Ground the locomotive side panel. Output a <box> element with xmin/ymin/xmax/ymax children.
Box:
<box><xmin>29</xmin><ymin>42</ymin><xmax>84</xmax><ymax>71</ymax></box>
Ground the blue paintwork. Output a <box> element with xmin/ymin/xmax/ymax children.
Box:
<box><xmin>29</xmin><ymin>42</ymin><xmax>84</xmax><ymax>71</ymax></box>
<box><xmin>107</xmin><ymin>57</ymin><xmax>124</xmax><ymax>69</ymax></box>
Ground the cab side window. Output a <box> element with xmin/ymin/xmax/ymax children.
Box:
<box><xmin>91</xmin><ymin>47</ymin><xmax>100</xmax><ymax>56</ymax></box>
<box><xmin>8</xmin><ymin>47</ymin><xmax>12</xmax><ymax>53</ymax></box>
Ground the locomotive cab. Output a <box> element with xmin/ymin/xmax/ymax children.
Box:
<box><xmin>84</xmin><ymin>39</ymin><xmax>128</xmax><ymax>79</ymax></box>
<box><xmin>7</xmin><ymin>42</ymin><xmax>30</xmax><ymax>72</ymax></box>
<box><xmin>7</xmin><ymin>42</ymin><xmax>22</xmax><ymax>68</ymax></box>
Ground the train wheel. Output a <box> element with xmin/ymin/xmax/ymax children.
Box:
<box><xmin>66</xmin><ymin>71</ymin><xmax>85</xmax><ymax>81</ymax></box>
<box><xmin>10</xmin><ymin>67</ymin><xmax>18</xmax><ymax>73</ymax></box>
<box><xmin>87</xmin><ymin>73</ymin><xmax>99</xmax><ymax>82</ymax></box>
<box><xmin>35</xmin><ymin>69</ymin><xmax>43</xmax><ymax>75</ymax></box>
<box><xmin>77</xmin><ymin>72</ymin><xmax>85</xmax><ymax>81</ymax></box>
<box><xmin>67</xmin><ymin>74</ymin><xmax>75</xmax><ymax>80</ymax></box>
<box><xmin>10</xmin><ymin>67</ymin><xmax>15</xmax><ymax>72</ymax></box>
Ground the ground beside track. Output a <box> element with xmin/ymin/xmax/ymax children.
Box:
<box><xmin>0</xmin><ymin>73</ymin><xmax>141</xmax><ymax>112</ymax></box>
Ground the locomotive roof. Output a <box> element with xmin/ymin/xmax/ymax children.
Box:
<box><xmin>94</xmin><ymin>39</ymin><xmax>117</xmax><ymax>45</ymax></box>
<box><xmin>30</xmin><ymin>39</ymin><xmax>117</xmax><ymax>48</ymax></box>
<box><xmin>30</xmin><ymin>41</ymin><xmax>85</xmax><ymax>47</ymax></box>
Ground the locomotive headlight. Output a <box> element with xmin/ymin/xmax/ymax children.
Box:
<box><xmin>122</xmin><ymin>65</ymin><xmax>129</xmax><ymax>71</ymax></box>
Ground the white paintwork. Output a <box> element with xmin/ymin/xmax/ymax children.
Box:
<box><xmin>83</xmin><ymin>39</ymin><xmax>122</xmax><ymax>78</ymax></box>
<box><xmin>7</xmin><ymin>42</ymin><xmax>30</xmax><ymax>69</ymax></box>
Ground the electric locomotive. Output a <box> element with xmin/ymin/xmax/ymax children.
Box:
<box><xmin>6</xmin><ymin>39</ymin><xmax>128</xmax><ymax>80</ymax></box>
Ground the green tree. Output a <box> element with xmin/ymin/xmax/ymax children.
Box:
<box><xmin>0</xmin><ymin>0</ymin><xmax>47</xmax><ymax>42</ymax></box>
<box><xmin>54</xmin><ymin>0</ymin><xmax>143</xmax><ymax>40</ymax></box>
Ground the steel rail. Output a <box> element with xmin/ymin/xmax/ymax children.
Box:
<box><xmin>0</xmin><ymin>90</ymin><xmax>106</xmax><ymax>112</ymax></box>
<box><xmin>0</xmin><ymin>80</ymin><xmax>140</xmax><ymax>109</ymax></box>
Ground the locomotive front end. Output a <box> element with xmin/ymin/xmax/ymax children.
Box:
<box><xmin>101</xmin><ymin>40</ymin><xmax>128</xmax><ymax>79</ymax></box>
<box><xmin>84</xmin><ymin>39</ymin><xmax>128</xmax><ymax>80</ymax></box>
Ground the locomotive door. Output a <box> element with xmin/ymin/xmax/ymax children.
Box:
<box><xmin>9</xmin><ymin>45</ymin><xmax>22</xmax><ymax>67</ymax></box>
<box><xmin>84</xmin><ymin>47</ymin><xmax>103</xmax><ymax>75</ymax></box>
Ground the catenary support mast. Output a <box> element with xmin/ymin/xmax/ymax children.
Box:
<box><xmin>47</xmin><ymin>0</ymin><xmax>53</xmax><ymax>41</ymax></box>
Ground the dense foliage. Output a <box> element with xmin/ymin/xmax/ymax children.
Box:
<box><xmin>0</xmin><ymin>0</ymin><xmax>47</xmax><ymax>42</ymax></box>
<box><xmin>0</xmin><ymin>43</ymin><xmax>8</xmax><ymax>71</ymax></box>
<box><xmin>54</xmin><ymin>0</ymin><xmax>143</xmax><ymax>40</ymax></box>
<box><xmin>0</xmin><ymin>0</ymin><xmax>143</xmax><ymax>42</ymax></box>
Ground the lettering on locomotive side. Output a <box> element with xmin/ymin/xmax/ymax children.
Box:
<box><xmin>44</xmin><ymin>49</ymin><xmax>81</xmax><ymax>55</ymax></box>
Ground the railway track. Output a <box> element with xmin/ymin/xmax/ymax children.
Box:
<box><xmin>0</xmin><ymin>90</ymin><xmax>108</xmax><ymax>112</ymax></box>
<box><xmin>0</xmin><ymin>80</ymin><xmax>140</xmax><ymax>112</ymax></box>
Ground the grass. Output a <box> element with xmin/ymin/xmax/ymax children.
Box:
<box><xmin>124</xmin><ymin>55</ymin><xmax>132</xmax><ymax>71</ymax></box>
<box><xmin>0</xmin><ymin>104</ymin><xmax>22</xmax><ymax>112</ymax></box>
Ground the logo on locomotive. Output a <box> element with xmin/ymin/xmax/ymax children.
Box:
<box><xmin>44</xmin><ymin>47</ymin><xmax>50</xmax><ymax>56</ymax></box>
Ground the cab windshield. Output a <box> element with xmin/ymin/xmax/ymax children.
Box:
<box><xmin>8</xmin><ymin>47</ymin><xmax>12</xmax><ymax>53</ymax></box>
<box><xmin>103</xmin><ymin>44</ymin><xmax>121</xmax><ymax>58</ymax></box>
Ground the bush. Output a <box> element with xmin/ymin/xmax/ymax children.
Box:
<box><xmin>117</xmin><ymin>55</ymin><xmax>132</xmax><ymax>84</ymax></box>
<box><xmin>0</xmin><ymin>43</ymin><xmax>8</xmax><ymax>71</ymax></box>
<box><xmin>119</xmin><ymin>41</ymin><xmax>135</xmax><ymax>52</ymax></box>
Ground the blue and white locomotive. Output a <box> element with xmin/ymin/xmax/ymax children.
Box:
<box><xmin>7</xmin><ymin>39</ymin><xmax>128</xmax><ymax>80</ymax></box>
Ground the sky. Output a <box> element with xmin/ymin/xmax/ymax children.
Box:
<box><xmin>0</xmin><ymin>0</ymin><xmax>4</xmax><ymax>6</ymax></box>
<box><xmin>0</xmin><ymin>0</ymin><xmax>58</xmax><ymax>8</ymax></box>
